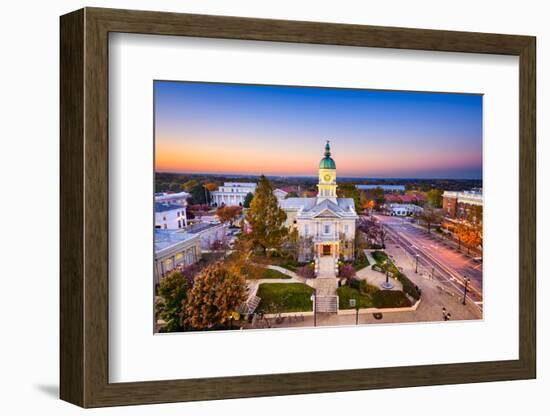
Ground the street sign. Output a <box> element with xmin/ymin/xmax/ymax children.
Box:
<box><xmin>349</xmin><ymin>299</ymin><xmax>356</xmax><ymax>308</ymax></box>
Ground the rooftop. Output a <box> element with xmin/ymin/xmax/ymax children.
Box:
<box><xmin>155</xmin><ymin>202</ymin><xmax>185</xmax><ymax>213</ymax></box>
<box><xmin>154</xmin><ymin>229</ymin><xmax>198</xmax><ymax>256</ymax></box>
<box><xmin>186</xmin><ymin>222</ymin><xmax>224</xmax><ymax>234</ymax></box>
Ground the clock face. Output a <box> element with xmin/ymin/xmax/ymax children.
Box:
<box><xmin>323</xmin><ymin>174</ymin><xmax>331</xmax><ymax>182</ymax></box>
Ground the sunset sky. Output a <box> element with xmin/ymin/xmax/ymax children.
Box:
<box><xmin>154</xmin><ymin>81</ymin><xmax>482</xmax><ymax>179</ymax></box>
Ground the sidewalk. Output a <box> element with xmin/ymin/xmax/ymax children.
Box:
<box><xmin>384</xmin><ymin>242</ymin><xmax>482</xmax><ymax>321</ymax></box>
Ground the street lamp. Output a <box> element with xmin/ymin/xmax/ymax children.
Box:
<box><xmin>380</xmin><ymin>260</ymin><xmax>394</xmax><ymax>289</ymax></box>
<box><xmin>462</xmin><ymin>276</ymin><xmax>470</xmax><ymax>305</ymax></box>
<box><xmin>349</xmin><ymin>298</ymin><xmax>359</xmax><ymax>325</ymax></box>
<box><xmin>310</xmin><ymin>294</ymin><xmax>316</xmax><ymax>327</ymax></box>
<box><xmin>415</xmin><ymin>253</ymin><xmax>419</xmax><ymax>273</ymax></box>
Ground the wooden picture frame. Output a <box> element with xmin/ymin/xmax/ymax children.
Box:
<box><xmin>60</xmin><ymin>7</ymin><xmax>536</xmax><ymax>408</ymax></box>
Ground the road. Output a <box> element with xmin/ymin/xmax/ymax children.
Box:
<box><xmin>373</xmin><ymin>215</ymin><xmax>483</xmax><ymax>308</ymax></box>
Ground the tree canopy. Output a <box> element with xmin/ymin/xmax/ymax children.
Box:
<box><xmin>243</xmin><ymin>192</ymin><xmax>254</xmax><ymax>208</ymax></box>
<box><xmin>426</xmin><ymin>189</ymin><xmax>443</xmax><ymax>208</ymax></box>
<box><xmin>185</xmin><ymin>262</ymin><xmax>247</xmax><ymax>329</ymax></box>
<box><xmin>216</xmin><ymin>205</ymin><xmax>242</xmax><ymax>226</ymax></box>
<box><xmin>245</xmin><ymin>175</ymin><xmax>288</xmax><ymax>255</ymax></box>
<box><xmin>156</xmin><ymin>271</ymin><xmax>189</xmax><ymax>332</ymax></box>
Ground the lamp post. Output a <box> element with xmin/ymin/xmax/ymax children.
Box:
<box><xmin>350</xmin><ymin>298</ymin><xmax>358</xmax><ymax>325</ymax></box>
<box><xmin>381</xmin><ymin>260</ymin><xmax>394</xmax><ymax>289</ymax></box>
<box><xmin>310</xmin><ymin>294</ymin><xmax>316</xmax><ymax>327</ymax></box>
<box><xmin>462</xmin><ymin>276</ymin><xmax>470</xmax><ymax>305</ymax></box>
<box><xmin>415</xmin><ymin>253</ymin><xmax>419</xmax><ymax>273</ymax></box>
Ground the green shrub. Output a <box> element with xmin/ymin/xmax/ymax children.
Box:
<box><xmin>372</xmin><ymin>290</ymin><xmax>412</xmax><ymax>308</ymax></box>
<box><xmin>372</xmin><ymin>250</ymin><xmax>389</xmax><ymax>264</ymax></box>
<box><xmin>353</xmin><ymin>250</ymin><xmax>370</xmax><ymax>270</ymax></box>
<box><xmin>359</xmin><ymin>279</ymin><xmax>380</xmax><ymax>296</ymax></box>
<box><xmin>396</xmin><ymin>272</ymin><xmax>421</xmax><ymax>300</ymax></box>
<box><xmin>347</xmin><ymin>277</ymin><xmax>361</xmax><ymax>290</ymax></box>
<box><xmin>371</xmin><ymin>251</ymin><xmax>421</xmax><ymax>300</ymax></box>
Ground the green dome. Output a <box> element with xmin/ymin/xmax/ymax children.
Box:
<box><xmin>319</xmin><ymin>141</ymin><xmax>336</xmax><ymax>169</ymax></box>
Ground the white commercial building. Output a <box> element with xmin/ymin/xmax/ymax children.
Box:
<box><xmin>186</xmin><ymin>222</ymin><xmax>229</xmax><ymax>250</ymax></box>
<box><xmin>211</xmin><ymin>182</ymin><xmax>257</xmax><ymax>206</ymax></box>
<box><xmin>273</xmin><ymin>188</ymin><xmax>288</xmax><ymax>204</ymax></box>
<box><xmin>154</xmin><ymin>230</ymin><xmax>201</xmax><ymax>285</ymax></box>
<box><xmin>154</xmin><ymin>191</ymin><xmax>190</xmax><ymax>206</ymax></box>
<box><xmin>155</xmin><ymin>202</ymin><xmax>188</xmax><ymax>230</ymax></box>
<box><xmin>385</xmin><ymin>203</ymin><xmax>423</xmax><ymax>216</ymax></box>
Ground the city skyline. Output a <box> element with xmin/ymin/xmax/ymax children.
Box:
<box><xmin>155</xmin><ymin>81</ymin><xmax>483</xmax><ymax>179</ymax></box>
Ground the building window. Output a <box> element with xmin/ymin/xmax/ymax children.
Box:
<box><xmin>178</xmin><ymin>220</ymin><xmax>181</xmax><ymax>228</ymax></box>
<box><xmin>304</xmin><ymin>224</ymin><xmax>309</xmax><ymax>235</ymax></box>
<box><xmin>344</xmin><ymin>224</ymin><xmax>349</xmax><ymax>234</ymax></box>
<box><xmin>162</xmin><ymin>216</ymin><xmax>166</xmax><ymax>221</ymax></box>
<box><xmin>324</xmin><ymin>224</ymin><xmax>330</xmax><ymax>234</ymax></box>
<box><xmin>164</xmin><ymin>258</ymin><xmax>173</xmax><ymax>271</ymax></box>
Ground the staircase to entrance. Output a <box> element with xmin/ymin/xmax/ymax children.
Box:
<box><xmin>315</xmin><ymin>295</ymin><xmax>338</xmax><ymax>313</ymax></box>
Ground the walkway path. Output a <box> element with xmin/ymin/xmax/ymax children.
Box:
<box><xmin>245</xmin><ymin>265</ymin><xmax>304</xmax><ymax>299</ymax></box>
<box><xmin>317</xmin><ymin>255</ymin><xmax>336</xmax><ymax>278</ymax></box>
<box><xmin>364</xmin><ymin>250</ymin><xmax>377</xmax><ymax>266</ymax></box>
<box><xmin>355</xmin><ymin>263</ymin><xmax>403</xmax><ymax>291</ymax></box>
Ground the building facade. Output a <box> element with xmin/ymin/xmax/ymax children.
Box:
<box><xmin>186</xmin><ymin>222</ymin><xmax>229</xmax><ymax>250</ymax></box>
<box><xmin>273</xmin><ymin>188</ymin><xmax>288</xmax><ymax>204</ymax></box>
<box><xmin>154</xmin><ymin>229</ymin><xmax>201</xmax><ymax>285</ymax></box>
<box><xmin>155</xmin><ymin>191</ymin><xmax>190</xmax><ymax>206</ymax></box>
<box><xmin>280</xmin><ymin>142</ymin><xmax>358</xmax><ymax>272</ymax></box>
<box><xmin>385</xmin><ymin>203</ymin><xmax>423</xmax><ymax>216</ymax></box>
<box><xmin>155</xmin><ymin>202</ymin><xmax>188</xmax><ymax>230</ymax></box>
<box><xmin>442</xmin><ymin>189</ymin><xmax>483</xmax><ymax>221</ymax></box>
<box><xmin>211</xmin><ymin>182</ymin><xmax>257</xmax><ymax>206</ymax></box>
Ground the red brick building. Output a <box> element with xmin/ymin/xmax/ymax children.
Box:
<box><xmin>442</xmin><ymin>189</ymin><xmax>483</xmax><ymax>223</ymax></box>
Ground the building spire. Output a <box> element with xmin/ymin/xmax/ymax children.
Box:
<box><xmin>324</xmin><ymin>140</ymin><xmax>331</xmax><ymax>157</ymax></box>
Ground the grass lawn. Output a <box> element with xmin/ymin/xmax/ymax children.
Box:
<box><xmin>371</xmin><ymin>250</ymin><xmax>389</xmax><ymax>265</ymax></box>
<box><xmin>337</xmin><ymin>286</ymin><xmax>373</xmax><ymax>309</ymax></box>
<box><xmin>256</xmin><ymin>283</ymin><xmax>314</xmax><ymax>313</ymax></box>
<box><xmin>244</xmin><ymin>265</ymin><xmax>292</xmax><ymax>280</ymax></box>
<box><xmin>259</xmin><ymin>267</ymin><xmax>292</xmax><ymax>279</ymax></box>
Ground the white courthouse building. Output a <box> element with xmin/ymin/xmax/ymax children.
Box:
<box><xmin>280</xmin><ymin>142</ymin><xmax>358</xmax><ymax>275</ymax></box>
<box><xmin>211</xmin><ymin>182</ymin><xmax>257</xmax><ymax>206</ymax></box>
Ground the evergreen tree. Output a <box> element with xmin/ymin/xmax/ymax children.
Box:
<box><xmin>243</xmin><ymin>192</ymin><xmax>254</xmax><ymax>208</ymax></box>
<box><xmin>245</xmin><ymin>175</ymin><xmax>288</xmax><ymax>256</ymax></box>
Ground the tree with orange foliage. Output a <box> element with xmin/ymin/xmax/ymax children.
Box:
<box><xmin>216</xmin><ymin>205</ymin><xmax>242</xmax><ymax>227</ymax></box>
<box><xmin>204</xmin><ymin>182</ymin><xmax>218</xmax><ymax>192</ymax></box>
<box><xmin>185</xmin><ymin>262</ymin><xmax>247</xmax><ymax>330</ymax></box>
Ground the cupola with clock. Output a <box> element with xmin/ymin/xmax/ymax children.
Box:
<box><xmin>317</xmin><ymin>140</ymin><xmax>338</xmax><ymax>203</ymax></box>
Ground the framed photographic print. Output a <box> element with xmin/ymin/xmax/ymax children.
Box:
<box><xmin>60</xmin><ymin>7</ymin><xmax>536</xmax><ymax>408</ymax></box>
